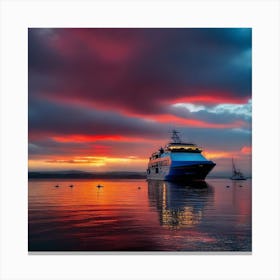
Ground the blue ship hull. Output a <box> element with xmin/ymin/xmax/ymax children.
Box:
<box><xmin>147</xmin><ymin>153</ymin><xmax>215</xmax><ymax>181</ymax></box>
<box><xmin>164</xmin><ymin>161</ymin><xmax>215</xmax><ymax>181</ymax></box>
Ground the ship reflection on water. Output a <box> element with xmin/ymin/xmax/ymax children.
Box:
<box><xmin>29</xmin><ymin>178</ymin><xmax>251</xmax><ymax>251</ymax></box>
<box><xmin>148</xmin><ymin>180</ymin><xmax>214</xmax><ymax>230</ymax></box>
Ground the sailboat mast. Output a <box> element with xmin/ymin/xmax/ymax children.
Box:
<box><xmin>232</xmin><ymin>158</ymin><xmax>237</xmax><ymax>174</ymax></box>
<box><xmin>230</xmin><ymin>158</ymin><xmax>246</xmax><ymax>180</ymax></box>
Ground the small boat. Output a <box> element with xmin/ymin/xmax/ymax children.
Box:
<box><xmin>96</xmin><ymin>184</ymin><xmax>104</xmax><ymax>188</ymax></box>
<box><xmin>230</xmin><ymin>158</ymin><xmax>246</xmax><ymax>180</ymax></box>
<box><xmin>69</xmin><ymin>185</ymin><xmax>74</xmax><ymax>188</ymax></box>
<box><xmin>54</xmin><ymin>185</ymin><xmax>60</xmax><ymax>188</ymax></box>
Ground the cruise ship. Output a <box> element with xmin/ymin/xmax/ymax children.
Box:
<box><xmin>147</xmin><ymin>130</ymin><xmax>216</xmax><ymax>181</ymax></box>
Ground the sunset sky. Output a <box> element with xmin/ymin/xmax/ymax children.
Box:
<box><xmin>28</xmin><ymin>28</ymin><xmax>252</xmax><ymax>176</ymax></box>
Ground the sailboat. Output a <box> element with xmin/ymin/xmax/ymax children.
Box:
<box><xmin>230</xmin><ymin>158</ymin><xmax>246</xmax><ymax>180</ymax></box>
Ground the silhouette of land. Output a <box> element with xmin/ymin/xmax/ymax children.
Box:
<box><xmin>28</xmin><ymin>170</ymin><xmax>251</xmax><ymax>180</ymax></box>
<box><xmin>28</xmin><ymin>170</ymin><xmax>146</xmax><ymax>179</ymax></box>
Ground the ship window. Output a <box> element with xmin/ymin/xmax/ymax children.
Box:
<box><xmin>155</xmin><ymin>167</ymin><xmax>159</xmax><ymax>173</ymax></box>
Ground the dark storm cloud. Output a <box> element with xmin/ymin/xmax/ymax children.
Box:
<box><xmin>28</xmin><ymin>98</ymin><xmax>166</xmax><ymax>139</ymax></box>
<box><xmin>28</xmin><ymin>29</ymin><xmax>64</xmax><ymax>76</ymax></box>
<box><xmin>29</xmin><ymin>28</ymin><xmax>251</xmax><ymax>116</ymax></box>
<box><xmin>132</xmin><ymin>28</ymin><xmax>251</xmax><ymax>98</ymax></box>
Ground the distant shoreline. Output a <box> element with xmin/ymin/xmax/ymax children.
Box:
<box><xmin>28</xmin><ymin>171</ymin><xmax>147</xmax><ymax>180</ymax></box>
<box><xmin>28</xmin><ymin>171</ymin><xmax>251</xmax><ymax>180</ymax></box>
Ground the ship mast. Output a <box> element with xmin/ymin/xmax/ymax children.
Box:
<box><xmin>171</xmin><ymin>130</ymin><xmax>182</xmax><ymax>143</ymax></box>
<box><xmin>232</xmin><ymin>158</ymin><xmax>237</xmax><ymax>175</ymax></box>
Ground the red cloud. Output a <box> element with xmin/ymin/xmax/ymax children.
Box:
<box><xmin>50</xmin><ymin>28</ymin><xmax>147</xmax><ymax>63</ymax></box>
<box><xmin>241</xmin><ymin>146</ymin><xmax>252</xmax><ymax>154</ymax></box>
<box><xmin>147</xmin><ymin>114</ymin><xmax>247</xmax><ymax>129</ymax></box>
<box><xmin>173</xmin><ymin>92</ymin><xmax>249</xmax><ymax>105</ymax></box>
<box><xmin>52</xmin><ymin>134</ymin><xmax>155</xmax><ymax>143</ymax></box>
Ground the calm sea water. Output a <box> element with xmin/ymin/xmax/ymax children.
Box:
<box><xmin>28</xmin><ymin>178</ymin><xmax>251</xmax><ymax>252</ymax></box>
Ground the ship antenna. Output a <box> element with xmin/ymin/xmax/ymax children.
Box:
<box><xmin>171</xmin><ymin>129</ymin><xmax>181</xmax><ymax>143</ymax></box>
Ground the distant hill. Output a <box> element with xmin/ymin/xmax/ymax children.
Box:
<box><xmin>28</xmin><ymin>170</ymin><xmax>146</xmax><ymax>179</ymax></box>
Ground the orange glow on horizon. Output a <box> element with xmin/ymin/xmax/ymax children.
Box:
<box><xmin>45</xmin><ymin>155</ymin><xmax>147</xmax><ymax>165</ymax></box>
<box><xmin>29</xmin><ymin>147</ymin><xmax>251</xmax><ymax>172</ymax></box>
<box><xmin>203</xmin><ymin>150</ymin><xmax>245</xmax><ymax>160</ymax></box>
<box><xmin>29</xmin><ymin>155</ymin><xmax>148</xmax><ymax>172</ymax></box>
<box><xmin>203</xmin><ymin>151</ymin><xmax>233</xmax><ymax>159</ymax></box>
